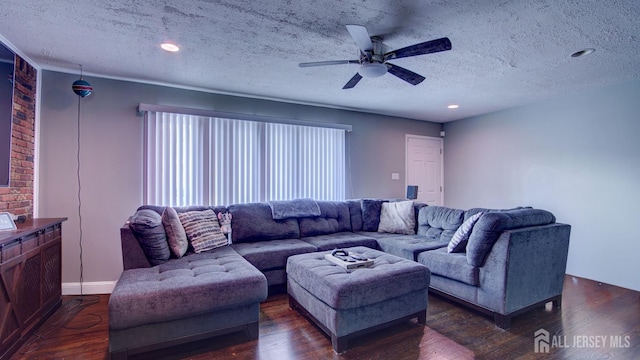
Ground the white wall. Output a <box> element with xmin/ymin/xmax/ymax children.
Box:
<box><xmin>443</xmin><ymin>79</ymin><xmax>640</xmax><ymax>291</ymax></box>
<box><xmin>37</xmin><ymin>71</ymin><xmax>440</xmax><ymax>292</ymax></box>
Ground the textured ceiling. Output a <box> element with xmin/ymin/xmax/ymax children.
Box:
<box><xmin>1</xmin><ymin>0</ymin><xmax>639</xmax><ymax>122</ymax></box>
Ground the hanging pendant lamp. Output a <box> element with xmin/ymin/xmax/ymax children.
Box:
<box><xmin>72</xmin><ymin>65</ymin><xmax>92</xmax><ymax>97</ymax></box>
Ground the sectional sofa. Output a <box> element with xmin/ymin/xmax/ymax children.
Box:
<box><xmin>109</xmin><ymin>198</ymin><xmax>570</xmax><ymax>358</ymax></box>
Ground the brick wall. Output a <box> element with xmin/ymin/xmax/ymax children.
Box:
<box><xmin>0</xmin><ymin>55</ymin><xmax>36</xmax><ymax>218</ymax></box>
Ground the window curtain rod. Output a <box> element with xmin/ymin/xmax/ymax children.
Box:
<box><xmin>138</xmin><ymin>103</ymin><xmax>352</xmax><ymax>132</ymax></box>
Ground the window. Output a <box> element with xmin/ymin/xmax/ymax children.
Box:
<box><xmin>144</xmin><ymin>110</ymin><xmax>346</xmax><ymax>206</ymax></box>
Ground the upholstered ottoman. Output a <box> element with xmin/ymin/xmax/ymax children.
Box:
<box><xmin>286</xmin><ymin>246</ymin><xmax>430</xmax><ymax>353</ymax></box>
<box><xmin>108</xmin><ymin>247</ymin><xmax>268</xmax><ymax>359</ymax></box>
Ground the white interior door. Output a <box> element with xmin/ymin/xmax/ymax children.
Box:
<box><xmin>406</xmin><ymin>135</ymin><xmax>443</xmax><ymax>205</ymax></box>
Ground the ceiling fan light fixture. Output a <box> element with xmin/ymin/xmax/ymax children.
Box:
<box><xmin>358</xmin><ymin>62</ymin><xmax>387</xmax><ymax>78</ymax></box>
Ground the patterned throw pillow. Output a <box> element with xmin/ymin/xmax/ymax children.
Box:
<box><xmin>378</xmin><ymin>200</ymin><xmax>416</xmax><ymax>235</ymax></box>
<box><xmin>447</xmin><ymin>212</ymin><xmax>483</xmax><ymax>253</ymax></box>
<box><xmin>162</xmin><ymin>207</ymin><xmax>188</xmax><ymax>258</ymax></box>
<box><xmin>178</xmin><ymin>210</ymin><xmax>228</xmax><ymax>253</ymax></box>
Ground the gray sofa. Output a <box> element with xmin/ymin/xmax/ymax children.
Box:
<box><xmin>110</xmin><ymin>199</ymin><xmax>570</xmax><ymax>357</ymax></box>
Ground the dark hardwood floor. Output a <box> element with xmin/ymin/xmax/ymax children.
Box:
<box><xmin>9</xmin><ymin>275</ymin><xmax>639</xmax><ymax>360</ymax></box>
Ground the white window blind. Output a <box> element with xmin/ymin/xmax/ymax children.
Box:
<box><xmin>265</xmin><ymin>123</ymin><xmax>345</xmax><ymax>201</ymax></box>
<box><xmin>144</xmin><ymin>111</ymin><xmax>346</xmax><ymax>206</ymax></box>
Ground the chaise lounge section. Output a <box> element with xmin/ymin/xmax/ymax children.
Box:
<box><xmin>109</xmin><ymin>208</ymin><xmax>268</xmax><ymax>359</ymax></box>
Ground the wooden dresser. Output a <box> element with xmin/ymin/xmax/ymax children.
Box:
<box><xmin>0</xmin><ymin>218</ymin><xmax>66</xmax><ymax>359</ymax></box>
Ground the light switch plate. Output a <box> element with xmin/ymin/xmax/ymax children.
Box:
<box><xmin>391</xmin><ymin>173</ymin><xmax>400</xmax><ymax>180</ymax></box>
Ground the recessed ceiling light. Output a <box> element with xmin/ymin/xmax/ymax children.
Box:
<box><xmin>571</xmin><ymin>48</ymin><xmax>595</xmax><ymax>58</ymax></box>
<box><xmin>161</xmin><ymin>43</ymin><xmax>180</xmax><ymax>52</ymax></box>
<box><xmin>447</xmin><ymin>104</ymin><xmax>459</xmax><ymax>109</ymax></box>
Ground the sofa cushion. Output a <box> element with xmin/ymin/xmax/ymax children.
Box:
<box><xmin>417</xmin><ymin>206</ymin><xmax>464</xmax><ymax>244</ymax></box>
<box><xmin>378</xmin><ymin>200</ymin><xmax>416</xmax><ymax>235</ymax></box>
<box><xmin>466</xmin><ymin>208</ymin><xmax>556</xmax><ymax>267</ymax></box>
<box><xmin>298</xmin><ymin>201</ymin><xmax>352</xmax><ymax>237</ymax></box>
<box><xmin>228</xmin><ymin>202</ymin><xmax>300</xmax><ymax>243</ymax></box>
<box><xmin>108</xmin><ymin>246</ymin><xmax>267</xmax><ymax>330</ymax></box>
<box><xmin>346</xmin><ymin>200</ymin><xmax>364</xmax><ymax>231</ymax></box>
<box><xmin>162</xmin><ymin>207</ymin><xmax>188</xmax><ymax>258</ymax></box>
<box><xmin>178</xmin><ymin>210</ymin><xmax>229</xmax><ymax>253</ymax></box>
<box><xmin>412</xmin><ymin>202</ymin><xmax>428</xmax><ymax>233</ymax></box>
<box><xmin>361</xmin><ymin>199</ymin><xmax>388</xmax><ymax>231</ymax></box>
<box><xmin>418</xmin><ymin>247</ymin><xmax>479</xmax><ymax>286</ymax></box>
<box><xmin>376</xmin><ymin>235</ymin><xmax>448</xmax><ymax>261</ymax></box>
<box><xmin>447</xmin><ymin>212</ymin><xmax>483</xmax><ymax>253</ymax></box>
<box><xmin>268</xmin><ymin>198</ymin><xmax>321</xmax><ymax>219</ymax></box>
<box><xmin>301</xmin><ymin>232</ymin><xmax>379</xmax><ymax>251</ymax></box>
<box><xmin>231</xmin><ymin>239</ymin><xmax>317</xmax><ymax>271</ymax></box>
<box><xmin>129</xmin><ymin>209</ymin><xmax>170</xmax><ymax>266</ymax></box>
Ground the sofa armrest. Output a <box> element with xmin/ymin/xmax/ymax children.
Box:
<box><xmin>120</xmin><ymin>221</ymin><xmax>152</xmax><ymax>270</ymax></box>
<box><xmin>476</xmin><ymin>223</ymin><xmax>571</xmax><ymax>314</ymax></box>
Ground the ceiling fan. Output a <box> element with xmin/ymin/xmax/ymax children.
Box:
<box><xmin>299</xmin><ymin>25</ymin><xmax>452</xmax><ymax>89</ymax></box>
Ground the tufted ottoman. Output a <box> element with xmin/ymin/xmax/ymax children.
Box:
<box><xmin>108</xmin><ymin>246</ymin><xmax>267</xmax><ymax>359</ymax></box>
<box><xmin>286</xmin><ymin>246</ymin><xmax>430</xmax><ymax>353</ymax></box>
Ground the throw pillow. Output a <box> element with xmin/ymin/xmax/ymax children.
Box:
<box><xmin>378</xmin><ymin>200</ymin><xmax>416</xmax><ymax>235</ymax></box>
<box><xmin>361</xmin><ymin>199</ymin><xmax>388</xmax><ymax>231</ymax></box>
<box><xmin>178</xmin><ymin>209</ymin><xmax>228</xmax><ymax>253</ymax></box>
<box><xmin>448</xmin><ymin>212</ymin><xmax>483</xmax><ymax>253</ymax></box>
<box><xmin>162</xmin><ymin>207</ymin><xmax>188</xmax><ymax>258</ymax></box>
<box><xmin>129</xmin><ymin>209</ymin><xmax>170</xmax><ymax>265</ymax></box>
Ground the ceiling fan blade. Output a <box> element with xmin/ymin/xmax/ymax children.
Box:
<box><xmin>385</xmin><ymin>37</ymin><xmax>452</xmax><ymax>60</ymax></box>
<box><xmin>346</xmin><ymin>24</ymin><xmax>373</xmax><ymax>53</ymax></box>
<box><xmin>342</xmin><ymin>73</ymin><xmax>363</xmax><ymax>89</ymax></box>
<box><xmin>386</xmin><ymin>63</ymin><xmax>425</xmax><ymax>85</ymax></box>
<box><xmin>299</xmin><ymin>60</ymin><xmax>359</xmax><ymax>67</ymax></box>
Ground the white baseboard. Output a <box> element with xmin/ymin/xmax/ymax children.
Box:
<box><xmin>62</xmin><ymin>281</ymin><xmax>116</xmax><ymax>295</ymax></box>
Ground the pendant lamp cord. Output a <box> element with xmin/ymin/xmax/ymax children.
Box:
<box><xmin>76</xmin><ymin>74</ymin><xmax>84</xmax><ymax>297</ymax></box>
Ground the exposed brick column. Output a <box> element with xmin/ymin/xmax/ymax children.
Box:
<box><xmin>0</xmin><ymin>55</ymin><xmax>36</xmax><ymax>218</ymax></box>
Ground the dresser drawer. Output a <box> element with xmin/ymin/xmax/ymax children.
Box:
<box><xmin>0</xmin><ymin>239</ymin><xmax>21</xmax><ymax>264</ymax></box>
<box><xmin>21</xmin><ymin>232</ymin><xmax>40</xmax><ymax>253</ymax></box>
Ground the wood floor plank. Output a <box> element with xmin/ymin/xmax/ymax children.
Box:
<box><xmin>8</xmin><ymin>275</ymin><xmax>639</xmax><ymax>360</ymax></box>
